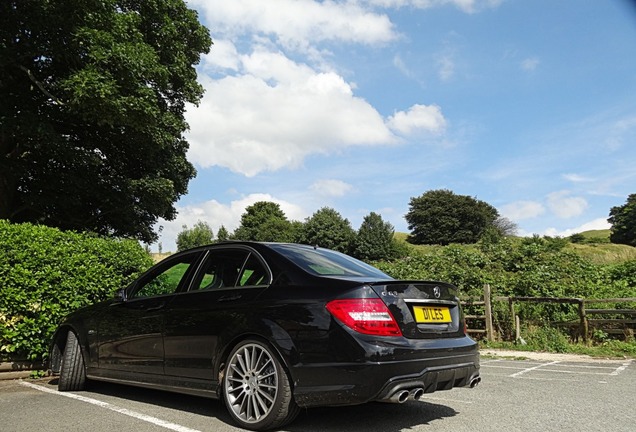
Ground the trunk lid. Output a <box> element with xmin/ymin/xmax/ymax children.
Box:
<box><xmin>368</xmin><ymin>281</ymin><xmax>465</xmax><ymax>339</ymax></box>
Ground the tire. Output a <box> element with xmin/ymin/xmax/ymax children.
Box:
<box><xmin>223</xmin><ymin>339</ymin><xmax>299</xmax><ymax>431</ymax></box>
<box><xmin>58</xmin><ymin>331</ymin><xmax>86</xmax><ymax>391</ymax></box>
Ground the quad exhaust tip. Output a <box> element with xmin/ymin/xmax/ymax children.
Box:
<box><xmin>386</xmin><ymin>387</ymin><xmax>425</xmax><ymax>404</ymax></box>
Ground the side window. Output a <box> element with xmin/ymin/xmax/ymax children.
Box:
<box><xmin>238</xmin><ymin>254</ymin><xmax>268</xmax><ymax>287</ymax></box>
<box><xmin>132</xmin><ymin>253</ymin><xmax>199</xmax><ymax>299</ymax></box>
<box><xmin>193</xmin><ymin>250</ymin><xmax>269</xmax><ymax>291</ymax></box>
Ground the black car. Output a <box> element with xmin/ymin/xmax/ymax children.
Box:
<box><xmin>49</xmin><ymin>242</ymin><xmax>480</xmax><ymax>431</ymax></box>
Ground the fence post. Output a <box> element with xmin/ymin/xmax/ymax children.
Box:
<box><xmin>578</xmin><ymin>300</ymin><xmax>588</xmax><ymax>344</ymax></box>
<box><xmin>484</xmin><ymin>284</ymin><xmax>494</xmax><ymax>342</ymax></box>
<box><xmin>508</xmin><ymin>298</ymin><xmax>516</xmax><ymax>342</ymax></box>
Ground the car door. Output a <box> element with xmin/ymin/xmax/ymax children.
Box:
<box><xmin>97</xmin><ymin>251</ymin><xmax>204</xmax><ymax>375</ymax></box>
<box><xmin>163</xmin><ymin>247</ymin><xmax>271</xmax><ymax>380</ymax></box>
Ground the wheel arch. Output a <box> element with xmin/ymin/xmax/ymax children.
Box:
<box><xmin>215</xmin><ymin>319</ymin><xmax>299</xmax><ymax>394</ymax></box>
<box><xmin>49</xmin><ymin>324</ymin><xmax>88</xmax><ymax>375</ymax></box>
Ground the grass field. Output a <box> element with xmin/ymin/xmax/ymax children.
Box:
<box><xmin>394</xmin><ymin>229</ymin><xmax>636</xmax><ymax>265</ymax></box>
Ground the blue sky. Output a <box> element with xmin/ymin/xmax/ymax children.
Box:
<box><xmin>155</xmin><ymin>0</ymin><xmax>636</xmax><ymax>251</ymax></box>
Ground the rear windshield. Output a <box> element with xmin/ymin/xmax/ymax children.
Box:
<box><xmin>269</xmin><ymin>244</ymin><xmax>392</xmax><ymax>279</ymax></box>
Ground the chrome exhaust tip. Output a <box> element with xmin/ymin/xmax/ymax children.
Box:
<box><xmin>410</xmin><ymin>388</ymin><xmax>425</xmax><ymax>401</ymax></box>
<box><xmin>470</xmin><ymin>377</ymin><xmax>481</xmax><ymax>388</ymax></box>
<box><xmin>389</xmin><ymin>390</ymin><xmax>411</xmax><ymax>404</ymax></box>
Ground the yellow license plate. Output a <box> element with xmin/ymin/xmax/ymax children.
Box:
<box><xmin>413</xmin><ymin>306</ymin><xmax>451</xmax><ymax>323</ymax></box>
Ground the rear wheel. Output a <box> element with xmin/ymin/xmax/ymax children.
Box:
<box><xmin>223</xmin><ymin>339</ymin><xmax>299</xmax><ymax>431</ymax></box>
<box><xmin>58</xmin><ymin>331</ymin><xmax>86</xmax><ymax>391</ymax></box>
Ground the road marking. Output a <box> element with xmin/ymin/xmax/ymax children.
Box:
<box><xmin>20</xmin><ymin>381</ymin><xmax>203</xmax><ymax>432</ymax></box>
<box><xmin>509</xmin><ymin>360</ymin><xmax>560</xmax><ymax>378</ymax></box>
<box><xmin>610</xmin><ymin>360</ymin><xmax>633</xmax><ymax>376</ymax></box>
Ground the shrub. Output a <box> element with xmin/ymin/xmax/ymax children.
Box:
<box><xmin>0</xmin><ymin>220</ymin><xmax>153</xmax><ymax>361</ymax></box>
<box><xmin>523</xmin><ymin>325</ymin><xmax>570</xmax><ymax>353</ymax></box>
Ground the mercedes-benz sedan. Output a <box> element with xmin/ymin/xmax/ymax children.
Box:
<box><xmin>50</xmin><ymin>242</ymin><xmax>480</xmax><ymax>431</ymax></box>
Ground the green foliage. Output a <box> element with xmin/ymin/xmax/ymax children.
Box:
<box><xmin>405</xmin><ymin>189</ymin><xmax>499</xmax><ymax>245</ymax></box>
<box><xmin>0</xmin><ymin>0</ymin><xmax>211</xmax><ymax>242</ymax></box>
<box><xmin>0</xmin><ymin>221</ymin><xmax>153</xmax><ymax>361</ymax></box>
<box><xmin>570</xmin><ymin>231</ymin><xmax>610</xmax><ymax>245</ymax></box>
<box><xmin>523</xmin><ymin>326</ymin><xmax>571</xmax><ymax>353</ymax></box>
<box><xmin>299</xmin><ymin>207</ymin><xmax>355</xmax><ymax>253</ymax></box>
<box><xmin>377</xmin><ymin>235</ymin><xmax>636</xmax><ymax>329</ymax></box>
<box><xmin>176</xmin><ymin>221</ymin><xmax>214</xmax><ymax>251</ymax></box>
<box><xmin>216</xmin><ymin>225</ymin><xmax>230</xmax><ymax>242</ymax></box>
<box><xmin>232</xmin><ymin>202</ymin><xmax>297</xmax><ymax>242</ymax></box>
<box><xmin>609</xmin><ymin>194</ymin><xmax>636</xmax><ymax>247</ymax></box>
<box><xmin>352</xmin><ymin>212</ymin><xmax>395</xmax><ymax>261</ymax></box>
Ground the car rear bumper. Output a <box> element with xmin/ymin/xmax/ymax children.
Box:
<box><xmin>291</xmin><ymin>336</ymin><xmax>480</xmax><ymax>407</ymax></box>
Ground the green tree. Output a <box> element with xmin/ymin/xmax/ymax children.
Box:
<box><xmin>0</xmin><ymin>0</ymin><xmax>211</xmax><ymax>242</ymax></box>
<box><xmin>609</xmin><ymin>194</ymin><xmax>636</xmax><ymax>247</ymax></box>
<box><xmin>406</xmin><ymin>189</ymin><xmax>499</xmax><ymax>245</ymax></box>
<box><xmin>176</xmin><ymin>221</ymin><xmax>214</xmax><ymax>251</ymax></box>
<box><xmin>232</xmin><ymin>201</ymin><xmax>295</xmax><ymax>242</ymax></box>
<box><xmin>300</xmin><ymin>207</ymin><xmax>355</xmax><ymax>253</ymax></box>
<box><xmin>352</xmin><ymin>212</ymin><xmax>395</xmax><ymax>261</ymax></box>
<box><xmin>216</xmin><ymin>225</ymin><xmax>230</xmax><ymax>242</ymax></box>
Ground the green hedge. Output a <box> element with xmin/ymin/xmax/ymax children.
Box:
<box><xmin>0</xmin><ymin>220</ymin><xmax>153</xmax><ymax>361</ymax></box>
<box><xmin>375</xmin><ymin>236</ymin><xmax>636</xmax><ymax>336</ymax></box>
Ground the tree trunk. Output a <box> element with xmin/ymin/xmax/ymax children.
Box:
<box><xmin>0</xmin><ymin>137</ymin><xmax>18</xmax><ymax>220</ymax></box>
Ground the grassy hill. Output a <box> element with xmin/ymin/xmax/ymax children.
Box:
<box><xmin>394</xmin><ymin>229</ymin><xmax>636</xmax><ymax>265</ymax></box>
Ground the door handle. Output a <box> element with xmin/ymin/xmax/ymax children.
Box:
<box><xmin>145</xmin><ymin>301</ymin><xmax>166</xmax><ymax>311</ymax></box>
<box><xmin>218</xmin><ymin>294</ymin><xmax>242</xmax><ymax>302</ymax></box>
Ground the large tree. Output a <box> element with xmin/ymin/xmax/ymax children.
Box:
<box><xmin>406</xmin><ymin>189</ymin><xmax>499</xmax><ymax>245</ymax></box>
<box><xmin>232</xmin><ymin>201</ymin><xmax>296</xmax><ymax>242</ymax></box>
<box><xmin>0</xmin><ymin>0</ymin><xmax>211</xmax><ymax>242</ymax></box>
<box><xmin>352</xmin><ymin>212</ymin><xmax>395</xmax><ymax>261</ymax></box>
<box><xmin>176</xmin><ymin>221</ymin><xmax>214</xmax><ymax>251</ymax></box>
<box><xmin>608</xmin><ymin>194</ymin><xmax>636</xmax><ymax>247</ymax></box>
<box><xmin>300</xmin><ymin>207</ymin><xmax>356</xmax><ymax>253</ymax></box>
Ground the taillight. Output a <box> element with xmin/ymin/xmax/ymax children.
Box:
<box><xmin>326</xmin><ymin>299</ymin><xmax>402</xmax><ymax>336</ymax></box>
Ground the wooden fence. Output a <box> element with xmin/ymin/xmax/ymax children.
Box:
<box><xmin>461</xmin><ymin>284</ymin><xmax>636</xmax><ymax>343</ymax></box>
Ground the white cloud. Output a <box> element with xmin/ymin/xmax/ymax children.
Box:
<box><xmin>387</xmin><ymin>104</ymin><xmax>447</xmax><ymax>136</ymax></box>
<box><xmin>155</xmin><ymin>194</ymin><xmax>307</xmax><ymax>252</ymax></box>
<box><xmin>604</xmin><ymin>115</ymin><xmax>636</xmax><ymax>151</ymax></box>
<box><xmin>362</xmin><ymin>0</ymin><xmax>502</xmax><ymax>14</ymax></box>
<box><xmin>393</xmin><ymin>54</ymin><xmax>415</xmax><ymax>78</ymax></box>
<box><xmin>500</xmin><ymin>200</ymin><xmax>546</xmax><ymax>221</ymax></box>
<box><xmin>521</xmin><ymin>57</ymin><xmax>540</xmax><ymax>71</ymax></box>
<box><xmin>542</xmin><ymin>217</ymin><xmax>610</xmax><ymax>238</ymax></box>
<box><xmin>547</xmin><ymin>191</ymin><xmax>589</xmax><ymax>219</ymax></box>
<box><xmin>310</xmin><ymin>179</ymin><xmax>354</xmax><ymax>197</ymax></box>
<box><xmin>201</xmin><ymin>40</ymin><xmax>240</xmax><ymax>72</ymax></box>
<box><xmin>189</xmin><ymin>0</ymin><xmax>397</xmax><ymax>48</ymax></box>
<box><xmin>437</xmin><ymin>55</ymin><xmax>455</xmax><ymax>81</ymax></box>
<box><xmin>562</xmin><ymin>173</ymin><xmax>592</xmax><ymax>183</ymax></box>
<box><xmin>186</xmin><ymin>48</ymin><xmax>397</xmax><ymax>176</ymax></box>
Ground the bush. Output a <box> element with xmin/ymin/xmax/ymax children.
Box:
<box><xmin>0</xmin><ymin>221</ymin><xmax>153</xmax><ymax>361</ymax></box>
<box><xmin>523</xmin><ymin>326</ymin><xmax>570</xmax><ymax>353</ymax></box>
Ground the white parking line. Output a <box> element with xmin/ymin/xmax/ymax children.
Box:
<box><xmin>610</xmin><ymin>360</ymin><xmax>633</xmax><ymax>376</ymax></box>
<box><xmin>20</xmin><ymin>381</ymin><xmax>202</xmax><ymax>432</ymax></box>
<box><xmin>509</xmin><ymin>360</ymin><xmax>560</xmax><ymax>378</ymax></box>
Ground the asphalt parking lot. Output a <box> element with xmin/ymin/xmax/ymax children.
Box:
<box><xmin>1</xmin><ymin>352</ymin><xmax>634</xmax><ymax>432</ymax></box>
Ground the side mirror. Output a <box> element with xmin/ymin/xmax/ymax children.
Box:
<box><xmin>114</xmin><ymin>288</ymin><xmax>128</xmax><ymax>302</ymax></box>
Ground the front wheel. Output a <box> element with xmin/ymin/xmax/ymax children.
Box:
<box><xmin>223</xmin><ymin>339</ymin><xmax>299</xmax><ymax>431</ymax></box>
<box><xmin>58</xmin><ymin>331</ymin><xmax>86</xmax><ymax>391</ymax></box>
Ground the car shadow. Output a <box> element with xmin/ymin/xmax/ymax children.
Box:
<box><xmin>289</xmin><ymin>401</ymin><xmax>457</xmax><ymax>432</ymax></box>
<box><xmin>43</xmin><ymin>378</ymin><xmax>457</xmax><ymax>431</ymax></box>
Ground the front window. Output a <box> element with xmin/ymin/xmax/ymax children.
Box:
<box><xmin>132</xmin><ymin>252</ymin><xmax>200</xmax><ymax>298</ymax></box>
